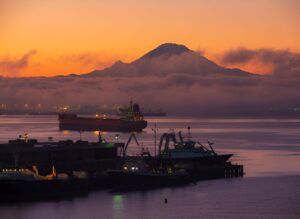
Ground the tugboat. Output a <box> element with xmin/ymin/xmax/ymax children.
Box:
<box><xmin>107</xmin><ymin>135</ymin><xmax>191</xmax><ymax>191</ymax></box>
<box><xmin>107</xmin><ymin>158</ymin><xmax>190</xmax><ymax>191</ymax></box>
<box><xmin>58</xmin><ymin>102</ymin><xmax>147</xmax><ymax>132</ymax></box>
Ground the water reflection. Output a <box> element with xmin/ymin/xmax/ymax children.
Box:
<box><xmin>113</xmin><ymin>195</ymin><xmax>123</xmax><ymax>219</ymax></box>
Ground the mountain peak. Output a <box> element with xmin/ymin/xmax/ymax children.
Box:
<box><xmin>85</xmin><ymin>43</ymin><xmax>253</xmax><ymax>78</ymax></box>
<box><xmin>140</xmin><ymin>43</ymin><xmax>192</xmax><ymax>59</ymax></box>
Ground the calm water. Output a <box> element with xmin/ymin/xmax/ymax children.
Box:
<box><xmin>0</xmin><ymin>115</ymin><xmax>299</xmax><ymax>219</ymax></box>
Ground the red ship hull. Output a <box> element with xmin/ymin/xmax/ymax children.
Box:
<box><xmin>58</xmin><ymin>114</ymin><xmax>147</xmax><ymax>132</ymax></box>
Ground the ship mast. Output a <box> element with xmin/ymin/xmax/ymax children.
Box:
<box><xmin>152</xmin><ymin>123</ymin><xmax>158</xmax><ymax>156</ymax></box>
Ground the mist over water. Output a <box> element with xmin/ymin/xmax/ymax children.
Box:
<box><xmin>0</xmin><ymin>115</ymin><xmax>299</xmax><ymax>218</ymax></box>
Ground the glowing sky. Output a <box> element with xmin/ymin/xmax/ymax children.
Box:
<box><xmin>1</xmin><ymin>0</ymin><xmax>299</xmax><ymax>77</ymax></box>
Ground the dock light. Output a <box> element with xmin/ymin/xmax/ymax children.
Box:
<box><xmin>95</xmin><ymin>114</ymin><xmax>99</xmax><ymax>118</ymax></box>
<box><xmin>130</xmin><ymin>166</ymin><xmax>138</xmax><ymax>171</ymax></box>
<box><xmin>115</xmin><ymin>134</ymin><xmax>120</xmax><ymax>142</ymax></box>
<box><xmin>63</xmin><ymin>106</ymin><xmax>69</xmax><ymax>112</ymax></box>
<box><xmin>123</xmin><ymin>166</ymin><xmax>128</xmax><ymax>170</ymax></box>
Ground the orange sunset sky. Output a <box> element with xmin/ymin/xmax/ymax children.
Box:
<box><xmin>0</xmin><ymin>0</ymin><xmax>299</xmax><ymax>77</ymax></box>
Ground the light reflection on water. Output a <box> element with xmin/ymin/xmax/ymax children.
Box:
<box><xmin>113</xmin><ymin>195</ymin><xmax>123</xmax><ymax>219</ymax></box>
<box><xmin>0</xmin><ymin>115</ymin><xmax>299</xmax><ymax>219</ymax></box>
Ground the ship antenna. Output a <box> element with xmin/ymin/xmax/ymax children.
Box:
<box><xmin>130</xmin><ymin>98</ymin><xmax>133</xmax><ymax>107</ymax></box>
<box><xmin>79</xmin><ymin>131</ymin><xmax>82</xmax><ymax>141</ymax></box>
<box><xmin>187</xmin><ymin>126</ymin><xmax>191</xmax><ymax>141</ymax></box>
<box><xmin>97</xmin><ymin>131</ymin><xmax>102</xmax><ymax>143</ymax></box>
<box><xmin>152</xmin><ymin>123</ymin><xmax>158</xmax><ymax>156</ymax></box>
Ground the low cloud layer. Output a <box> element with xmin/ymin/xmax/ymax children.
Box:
<box><xmin>0</xmin><ymin>72</ymin><xmax>299</xmax><ymax>116</ymax></box>
<box><xmin>221</xmin><ymin>48</ymin><xmax>300</xmax><ymax>75</ymax></box>
<box><xmin>0</xmin><ymin>50</ymin><xmax>37</xmax><ymax>76</ymax></box>
<box><xmin>0</xmin><ymin>51</ymin><xmax>122</xmax><ymax>77</ymax></box>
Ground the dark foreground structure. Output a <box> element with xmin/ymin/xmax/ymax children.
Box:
<box><xmin>0</xmin><ymin>131</ymin><xmax>243</xmax><ymax>202</ymax></box>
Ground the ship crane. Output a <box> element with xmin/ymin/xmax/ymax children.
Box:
<box><xmin>158</xmin><ymin>128</ymin><xmax>218</xmax><ymax>156</ymax></box>
<box><xmin>158</xmin><ymin>133</ymin><xmax>177</xmax><ymax>155</ymax></box>
<box><xmin>207</xmin><ymin>140</ymin><xmax>217</xmax><ymax>155</ymax></box>
<box><xmin>121</xmin><ymin>133</ymin><xmax>140</xmax><ymax>157</ymax></box>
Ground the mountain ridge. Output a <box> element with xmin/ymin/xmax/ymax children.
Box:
<box><xmin>84</xmin><ymin>43</ymin><xmax>253</xmax><ymax>77</ymax></box>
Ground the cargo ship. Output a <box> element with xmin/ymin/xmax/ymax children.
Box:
<box><xmin>58</xmin><ymin>102</ymin><xmax>147</xmax><ymax>132</ymax></box>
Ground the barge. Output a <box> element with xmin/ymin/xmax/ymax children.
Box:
<box><xmin>0</xmin><ymin>134</ymin><xmax>124</xmax><ymax>174</ymax></box>
<box><xmin>0</xmin><ymin>168</ymin><xmax>89</xmax><ymax>202</ymax></box>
